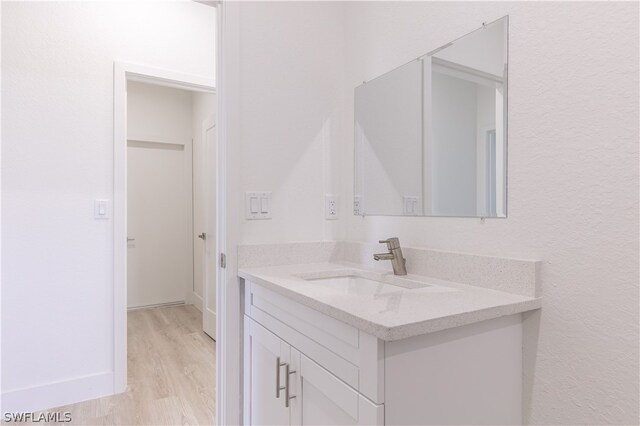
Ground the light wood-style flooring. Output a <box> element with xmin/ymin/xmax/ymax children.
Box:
<box><xmin>31</xmin><ymin>305</ymin><xmax>216</xmax><ymax>425</ymax></box>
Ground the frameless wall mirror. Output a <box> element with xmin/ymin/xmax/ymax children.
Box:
<box><xmin>354</xmin><ymin>16</ymin><xmax>508</xmax><ymax>218</ymax></box>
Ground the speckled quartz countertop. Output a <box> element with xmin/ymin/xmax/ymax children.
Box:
<box><xmin>239</xmin><ymin>261</ymin><xmax>542</xmax><ymax>341</ymax></box>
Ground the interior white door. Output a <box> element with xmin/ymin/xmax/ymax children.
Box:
<box><xmin>127</xmin><ymin>141</ymin><xmax>188</xmax><ymax>308</ymax></box>
<box><xmin>196</xmin><ymin>117</ymin><xmax>217</xmax><ymax>339</ymax></box>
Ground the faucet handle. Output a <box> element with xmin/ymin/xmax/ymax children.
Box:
<box><xmin>379</xmin><ymin>237</ymin><xmax>400</xmax><ymax>249</ymax></box>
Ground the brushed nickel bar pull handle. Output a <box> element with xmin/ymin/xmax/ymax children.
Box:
<box><xmin>285</xmin><ymin>364</ymin><xmax>296</xmax><ymax>408</ymax></box>
<box><xmin>276</xmin><ymin>357</ymin><xmax>286</xmax><ymax>398</ymax></box>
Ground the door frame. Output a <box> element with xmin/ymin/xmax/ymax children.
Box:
<box><xmin>216</xmin><ymin>2</ymin><xmax>242</xmax><ymax>424</ymax></box>
<box><xmin>201</xmin><ymin>116</ymin><xmax>217</xmax><ymax>338</ymax></box>
<box><xmin>113</xmin><ymin>61</ymin><xmax>216</xmax><ymax>395</ymax></box>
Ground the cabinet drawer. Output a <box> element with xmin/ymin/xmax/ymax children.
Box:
<box><xmin>248</xmin><ymin>281</ymin><xmax>359</xmax><ymax>361</ymax></box>
<box><xmin>244</xmin><ymin>280</ymin><xmax>385</xmax><ymax>404</ymax></box>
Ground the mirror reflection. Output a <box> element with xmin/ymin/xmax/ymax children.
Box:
<box><xmin>354</xmin><ymin>16</ymin><xmax>508</xmax><ymax>217</ymax></box>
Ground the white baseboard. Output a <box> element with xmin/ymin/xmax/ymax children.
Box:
<box><xmin>191</xmin><ymin>291</ymin><xmax>203</xmax><ymax>312</ymax></box>
<box><xmin>1</xmin><ymin>371</ymin><xmax>114</xmax><ymax>413</ymax></box>
<box><xmin>127</xmin><ymin>300</ymin><xmax>185</xmax><ymax>311</ymax></box>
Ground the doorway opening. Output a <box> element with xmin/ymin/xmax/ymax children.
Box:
<box><xmin>126</xmin><ymin>80</ymin><xmax>217</xmax><ymax>334</ymax></box>
<box><xmin>113</xmin><ymin>63</ymin><xmax>218</xmax><ymax>422</ymax></box>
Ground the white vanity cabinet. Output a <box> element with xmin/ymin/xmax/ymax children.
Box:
<box><xmin>245</xmin><ymin>318</ymin><xmax>384</xmax><ymax>426</ymax></box>
<box><xmin>243</xmin><ymin>279</ymin><xmax>524</xmax><ymax>426</ymax></box>
<box><xmin>245</xmin><ymin>319</ymin><xmax>292</xmax><ymax>426</ymax></box>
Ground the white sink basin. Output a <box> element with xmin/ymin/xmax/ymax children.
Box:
<box><xmin>297</xmin><ymin>270</ymin><xmax>430</xmax><ymax>297</ymax></box>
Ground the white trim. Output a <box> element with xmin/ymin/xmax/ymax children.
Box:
<box><xmin>422</xmin><ymin>57</ymin><xmax>432</xmax><ymax>216</ymax></box>
<box><xmin>113</xmin><ymin>61</ymin><xmax>215</xmax><ymax>395</ymax></box>
<box><xmin>191</xmin><ymin>291</ymin><xmax>204</xmax><ymax>312</ymax></box>
<box><xmin>202</xmin><ymin>117</ymin><xmax>217</xmax><ymax>339</ymax></box>
<box><xmin>127</xmin><ymin>301</ymin><xmax>186</xmax><ymax>312</ymax></box>
<box><xmin>1</xmin><ymin>372</ymin><xmax>113</xmax><ymax>413</ymax></box>
<box><xmin>113</xmin><ymin>61</ymin><xmax>127</xmax><ymax>394</ymax></box>
<box><xmin>216</xmin><ymin>2</ymin><xmax>241</xmax><ymax>424</ymax></box>
<box><xmin>184</xmin><ymin>120</ymin><xmax>195</xmax><ymax>313</ymax></box>
<box><xmin>476</xmin><ymin>124</ymin><xmax>495</xmax><ymax>216</ymax></box>
<box><xmin>125</xmin><ymin>63</ymin><xmax>215</xmax><ymax>93</ymax></box>
<box><xmin>431</xmin><ymin>56</ymin><xmax>504</xmax><ymax>84</ymax></box>
<box><xmin>215</xmin><ymin>3</ymin><xmax>228</xmax><ymax>424</ymax></box>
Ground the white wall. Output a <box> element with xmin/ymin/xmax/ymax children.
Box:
<box><xmin>234</xmin><ymin>2</ymin><xmax>345</xmax><ymax>245</ymax></box>
<box><xmin>343</xmin><ymin>2</ymin><xmax>639</xmax><ymax>424</ymax></box>
<box><xmin>223</xmin><ymin>3</ymin><xmax>638</xmax><ymax>424</ymax></box>
<box><xmin>128</xmin><ymin>81</ymin><xmax>194</xmax><ymax>145</ymax></box>
<box><xmin>1</xmin><ymin>0</ymin><xmax>215</xmax><ymax>411</ymax></box>
<box><xmin>219</xmin><ymin>3</ymin><xmax>346</xmax><ymax>422</ymax></box>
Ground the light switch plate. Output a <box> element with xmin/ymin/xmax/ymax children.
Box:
<box><xmin>246</xmin><ymin>191</ymin><xmax>272</xmax><ymax>220</ymax></box>
<box><xmin>94</xmin><ymin>199</ymin><xmax>110</xmax><ymax>219</ymax></box>
<box><xmin>325</xmin><ymin>195</ymin><xmax>339</xmax><ymax>220</ymax></box>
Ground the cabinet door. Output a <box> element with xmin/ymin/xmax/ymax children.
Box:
<box><xmin>245</xmin><ymin>318</ymin><xmax>291</xmax><ymax>426</ymax></box>
<box><xmin>294</xmin><ymin>354</ymin><xmax>383</xmax><ymax>426</ymax></box>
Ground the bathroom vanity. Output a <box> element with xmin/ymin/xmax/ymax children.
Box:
<box><xmin>240</xmin><ymin>252</ymin><xmax>541</xmax><ymax>426</ymax></box>
<box><xmin>240</xmin><ymin>15</ymin><xmax>531</xmax><ymax>426</ymax></box>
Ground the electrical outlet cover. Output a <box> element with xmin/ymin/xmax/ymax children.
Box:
<box><xmin>354</xmin><ymin>196</ymin><xmax>364</xmax><ymax>216</ymax></box>
<box><xmin>403</xmin><ymin>196</ymin><xmax>419</xmax><ymax>215</ymax></box>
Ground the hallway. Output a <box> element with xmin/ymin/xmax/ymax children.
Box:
<box><xmin>49</xmin><ymin>306</ymin><xmax>215</xmax><ymax>425</ymax></box>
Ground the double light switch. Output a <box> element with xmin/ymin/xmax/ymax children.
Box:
<box><xmin>246</xmin><ymin>192</ymin><xmax>272</xmax><ymax>220</ymax></box>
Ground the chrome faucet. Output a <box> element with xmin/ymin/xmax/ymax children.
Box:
<box><xmin>373</xmin><ymin>237</ymin><xmax>407</xmax><ymax>276</ymax></box>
